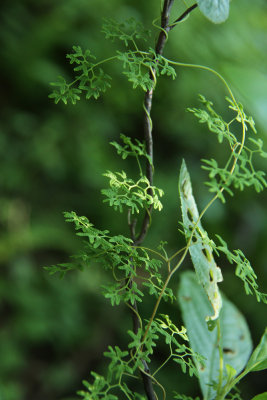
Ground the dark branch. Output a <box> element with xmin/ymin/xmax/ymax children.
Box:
<box><xmin>126</xmin><ymin>2</ymin><xmax>176</xmax><ymax>400</ymax></box>
<box><xmin>133</xmin><ymin>0</ymin><xmax>174</xmax><ymax>246</ymax></box>
<box><xmin>169</xmin><ymin>3</ymin><xmax>198</xmax><ymax>30</ymax></box>
<box><xmin>127</xmin><ymin>278</ymin><xmax>156</xmax><ymax>400</ymax></box>
<box><xmin>156</xmin><ymin>0</ymin><xmax>175</xmax><ymax>55</ymax></box>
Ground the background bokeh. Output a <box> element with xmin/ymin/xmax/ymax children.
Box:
<box><xmin>0</xmin><ymin>0</ymin><xmax>266</xmax><ymax>399</ymax></box>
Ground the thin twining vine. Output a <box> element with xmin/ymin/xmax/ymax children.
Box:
<box><xmin>127</xmin><ymin>62</ymin><xmax>248</xmax><ymax>349</ymax></box>
<box><xmin>48</xmin><ymin>13</ymin><xmax>267</xmax><ymax>400</ymax></box>
<box><xmin>49</xmin><ymin>17</ymin><xmax>247</xmax><ymax>215</ymax></box>
<box><xmin>49</xmin><ymin>27</ymin><xmax>265</xmax><ymax>332</ymax></box>
<box><xmin>45</xmin><ymin>125</ymin><xmax>266</xmax><ymax>399</ymax></box>
<box><xmin>166</xmin><ymin>58</ymin><xmax>246</xmax><ymax>182</ymax></box>
<box><xmin>49</xmin><ymin>35</ymin><xmax>246</xmax><ymax>186</ymax></box>
<box><xmin>49</xmin><ymin>44</ymin><xmax>249</xmax><ymax>206</ymax></box>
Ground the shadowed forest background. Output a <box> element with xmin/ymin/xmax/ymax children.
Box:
<box><xmin>0</xmin><ymin>0</ymin><xmax>266</xmax><ymax>399</ymax></box>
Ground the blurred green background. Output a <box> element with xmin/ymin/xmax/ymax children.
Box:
<box><xmin>0</xmin><ymin>0</ymin><xmax>266</xmax><ymax>399</ymax></box>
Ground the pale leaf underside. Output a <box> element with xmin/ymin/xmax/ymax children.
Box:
<box><xmin>179</xmin><ymin>160</ymin><xmax>223</xmax><ymax>322</ymax></box>
<box><xmin>197</xmin><ymin>0</ymin><xmax>230</xmax><ymax>24</ymax></box>
<box><xmin>178</xmin><ymin>272</ymin><xmax>252</xmax><ymax>400</ymax></box>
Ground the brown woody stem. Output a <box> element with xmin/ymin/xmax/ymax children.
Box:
<box><xmin>127</xmin><ymin>2</ymin><xmax>175</xmax><ymax>399</ymax></box>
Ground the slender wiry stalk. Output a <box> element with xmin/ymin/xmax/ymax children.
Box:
<box><xmin>169</xmin><ymin>3</ymin><xmax>197</xmax><ymax>29</ymax></box>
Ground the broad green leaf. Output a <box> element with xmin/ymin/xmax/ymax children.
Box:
<box><xmin>178</xmin><ymin>272</ymin><xmax>252</xmax><ymax>400</ymax></box>
<box><xmin>197</xmin><ymin>0</ymin><xmax>230</xmax><ymax>24</ymax></box>
<box><xmin>245</xmin><ymin>328</ymin><xmax>267</xmax><ymax>373</ymax></box>
<box><xmin>251</xmin><ymin>393</ymin><xmax>267</xmax><ymax>400</ymax></box>
<box><xmin>179</xmin><ymin>160</ymin><xmax>223</xmax><ymax>323</ymax></box>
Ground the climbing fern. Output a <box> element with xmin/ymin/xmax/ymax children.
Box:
<box><xmin>48</xmin><ymin>1</ymin><xmax>267</xmax><ymax>400</ymax></box>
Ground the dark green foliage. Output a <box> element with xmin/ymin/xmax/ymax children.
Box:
<box><xmin>188</xmin><ymin>95</ymin><xmax>267</xmax><ymax>202</ymax></box>
<box><xmin>49</xmin><ymin>45</ymin><xmax>112</xmax><ymax>104</ymax></box>
<box><xmin>173</xmin><ymin>395</ymin><xmax>201</xmax><ymax>400</ymax></box>
<box><xmin>101</xmin><ymin>18</ymin><xmax>150</xmax><ymax>46</ymax></box>
<box><xmin>110</xmin><ymin>134</ymin><xmax>152</xmax><ymax>165</ymax></box>
<box><xmin>215</xmin><ymin>235</ymin><xmax>267</xmax><ymax>303</ymax></box>
<box><xmin>49</xmin><ymin>22</ymin><xmax>177</xmax><ymax>104</ymax></box>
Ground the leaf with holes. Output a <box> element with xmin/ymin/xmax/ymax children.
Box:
<box><xmin>197</xmin><ymin>0</ymin><xmax>230</xmax><ymax>24</ymax></box>
<box><xmin>179</xmin><ymin>160</ymin><xmax>223</xmax><ymax>324</ymax></box>
<box><xmin>178</xmin><ymin>271</ymin><xmax>252</xmax><ymax>400</ymax></box>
